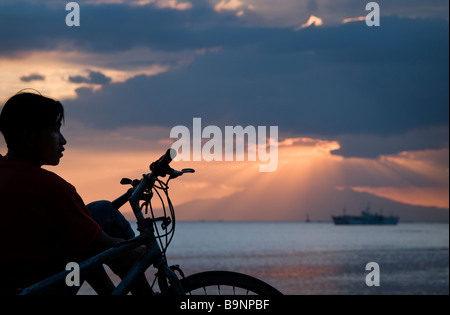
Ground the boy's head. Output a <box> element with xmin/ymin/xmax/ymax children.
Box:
<box><xmin>0</xmin><ymin>91</ymin><xmax>66</xmax><ymax>166</ymax></box>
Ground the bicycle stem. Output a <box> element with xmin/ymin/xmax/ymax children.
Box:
<box><xmin>128</xmin><ymin>173</ymin><xmax>156</xmax><ymax>223</ymax></box>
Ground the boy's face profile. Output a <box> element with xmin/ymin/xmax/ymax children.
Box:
<box><xmin>0</xmin><ymin>92</ymin><xmax>67</xmax><ymax>167</ymax></box>
<box><xmin>31</xmin><ymin>122</ymin><xmax>67</xmax><ymax>166</ymax></box>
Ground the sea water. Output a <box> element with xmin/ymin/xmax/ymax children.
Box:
<box><xmin>80</xmin><ymin>221</ymin><xmax>449</xmax><ymax>295</ymax></box>
<box><xmin>161</xmin><ymin>222</ymin><xmax>449</xmax><ymax>295</ymax></box>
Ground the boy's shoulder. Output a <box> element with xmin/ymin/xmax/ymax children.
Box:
<box><xmin>0</xmin><ymin>156</ymin><xmax>74</xmax><ymax>191</ymax></box>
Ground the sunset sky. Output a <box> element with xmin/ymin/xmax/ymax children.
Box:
<box><xmin>0</xmin><ymin>0</ymin><xmax>448</xmax><ymax>221</ymax></box>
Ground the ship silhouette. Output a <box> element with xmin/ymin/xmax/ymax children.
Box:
<box><xmin>332</xmin><ymin>205</ymin><xmax>398</xmax><ymax>225</ymax></box>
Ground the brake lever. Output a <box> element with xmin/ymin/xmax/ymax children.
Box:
<box><xmin>168</xmin><ymin>168</ymin><xmax>195</xmax><ymax>180</ymax></box>
<box><xmin>120</xmin><ymin>178</ymin><xmax>141</xmax><ymax>187</ymax></box>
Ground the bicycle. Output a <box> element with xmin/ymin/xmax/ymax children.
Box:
<box><xmin>18</xmin><ymin>149</ymin><xmax>283</xmax><ymax>295</ymax></box>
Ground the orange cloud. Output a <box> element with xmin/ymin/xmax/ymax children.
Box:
<box><xmin>134</xmin><ymin>0</ymin><xmax>192</xmax><ymax>10</ymax></box>
<box><xmin>342</xmin><ymin>16</ymin><xmax>366</xmax><ymax>24</ymax></box>
<box><xmin>0</xmin><ymin>49</ymin><xmax>168</xmax><ymax>101</ymax></box>
<box><xmin>214</xmin><ymin>0</ymin><xmax>243</xmax><ymax>13</ymax></box>
<box><xmin>296</xmin><ymin>15</ymin><xmax>324</xmax><ymax>30</ymax></box>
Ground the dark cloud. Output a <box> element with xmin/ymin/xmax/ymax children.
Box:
<box><xmin>63</xmin><ymin>18</ymin><xmax>449</xmax><ymax>142</ymax></box>
<box><xmin>1</xmin><ymin>2</ymin><xmax>448</xmax><ymax>158</ymax></box>
<box><xmin>331</xmin><ymin>126</ymin><xmax>449</xmax><ymax>158</ymax></box>
<box><xmin>0</xmin><ymin>2</ymin><xmax>448</xmax><ymax>57</ymax></box>
<box><xmin>20</xmin><ymin>73</ymin><xmax>45</xmax><ymax>82</ymax></box>
<box><xmin>69</xmin><ymin>70</ymin><xmax>111</xmax><ymax>85</ymax></box>
<box><xmin>307</xmin><ymin>0</ymin><xmax>318</xmax><ymax>12</ymax></box>
<box><xmin>0</xmin><ymin>1</ymin><xmax>238</xmax><ymax>56</ymax></box>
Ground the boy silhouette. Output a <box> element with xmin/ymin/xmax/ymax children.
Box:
<box><xmin>0</xmin><ymin>91</ymin><xmax>150</xmax><ymax>295</ymax></box>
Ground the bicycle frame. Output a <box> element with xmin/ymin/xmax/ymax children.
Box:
<box><xmin>19</xmin><ymin>171</ymin><xmax>184</xmax><ymax>295</ymax></box>
<box><xmin>19</xmin><ymin>224</ymin><xmax>180</xmax><ymax>295</ymax></box>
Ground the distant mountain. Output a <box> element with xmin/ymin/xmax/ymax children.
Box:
<box><xmin>175</xmin><ymin>187</ymin><xmax>449</xmax><ymax>222</ymax></box>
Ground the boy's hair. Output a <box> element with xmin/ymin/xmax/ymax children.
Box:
<box><xmin>0</xmin><ymin>92</ymin><xmax>65</xmax><ymax>149</ymax></box>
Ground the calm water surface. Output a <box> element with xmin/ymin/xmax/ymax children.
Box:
<box><xmin>80</xmin><ymin>222</ymin><xmax>449</xmax><ymax>295</ymax></box>
<box><xmin>161</xmin><ymin>222</ymin><xmax>449</xmax><ymax>295</ymax></box>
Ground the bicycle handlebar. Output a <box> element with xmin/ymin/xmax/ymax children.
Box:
<box><xmin>127</xmin><ymin>148</ymin><xmax>194</xmax><ymax>223</ymax></box>
<box><xmin>150</xmin><ymin>148</ymin><xmax>177</xmax><ymax>177</ymax></box>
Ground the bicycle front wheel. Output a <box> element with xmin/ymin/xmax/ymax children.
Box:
<box><xmin>180</xmin><ymin>271</ymin><xmax>283</xmax><ymax>295</ymax></box>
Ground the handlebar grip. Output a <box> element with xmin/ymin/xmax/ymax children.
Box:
<box><xmin>150</xmin><ymin>148</ymin><xmax>177</xmax><ymax>176</ymax></box>
<box><xmin>159</xmin><ymin>148</ymin><xmax>176</xmax><ymax>168</ymax></box>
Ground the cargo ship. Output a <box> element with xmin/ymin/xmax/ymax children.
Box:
<box><xmin>332</xmin><ymin>206</ymin><xmax>398</xmax><ymax>225</ymax></box>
